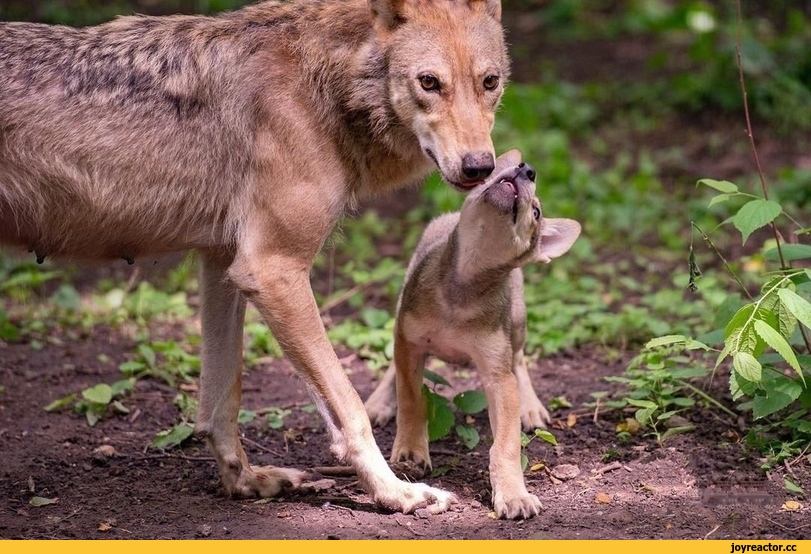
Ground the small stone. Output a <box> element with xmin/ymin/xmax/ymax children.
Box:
<box><xmin>551</xmin><ymin>464</ymin><xmax>581</xmax><ymax>481</ymax></box>
<box><xmin>196</xmin><ymin>524</ymin><xmax>212</xmax><ymax>537</ymax></box>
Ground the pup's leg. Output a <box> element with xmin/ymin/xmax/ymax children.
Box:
<box><xmin>230</xmin><ymin>249</ymin><xmax>454</xmax><ymax>514</ymax></box>
<box><xmin>509</xmin><ymin>271</ymin><xmax>550</xmax><ymax>430</ymax></box>
<box><xmin>195</xmin><ymin>249</ymin><xmax>310</xmax><ymax>497</ymax></box>
<box><xmin>365</xmin><ymin>363</ymin><xmax>398</xmax><ymax>426</ymax></box>
<box><xmin>514</xmin><ymin>350</ymin><xmax>551</xmax><ymax>431</ymax></box>
<box><xmin>390</xmin><ymin>333</ymin><xmax>431</xmax><ymax>476</ymax></box>
<box><xmin>479</xmin><ymin>345</ymin><xmax>542</xmax><ymax>520</ymax></box>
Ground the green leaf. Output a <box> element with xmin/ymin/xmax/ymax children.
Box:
<box><xmin>660</xmin><ymin>425</ymin><xmax>695</xmax><ymax>442</ymax></box>
<box><xmin>732</xmin><ymin>199</ymin><xmax>782</xmax><ymax>244</ymax></box>
<box><xmin>455</xmin><ymin>425</ymin><xmax>480</xmax><ymax>450</ymax></box>
<box><xmin>751</xmin><ymin>378</ymin><xmax>803</xmax><ymax>419</ymax></box>
<box><xmin>238</xmin><ymin>409</ymin><xmax>257</xmax><ymax>424</ymax></box>
<box><xmin>423</xmin><ymin>369</ymin><xmax>451</xmax><ymax>388</ymax></box>
<box><xmin>152</xmin><ymin>423</ymin><xmax>194</xmax><ymax>449</ymax></box>
<box><xmin>778</xmin><ymin>288</ymin><xmax>811</xmax><ymax>330</ymax></box>
<box><xmin>708</xmin><ymin>193</ymin><xmax>733</xmax><ymax>208</ymax></box>
<box><xmin>752</xmin><ymin>320</ymin><xmax>804</xmax><ymax>384</ymax></box>
<box><xmin>110</xmin><ymin>378</ymin><xmax>136</xmax><ymax>397</ymax></box>
<box><xmin>534</xmin><ymin>428</ymin><xmax>558</xmax><ymax>445</ymax></box>
<box><xmin>137</xmin><ymin>343</ymin><xmax>157</xmax><ymax>369</ymax></box>
<box><xmin>81</xmin><ymin>383</ymin><xmax>113</xmax><ymax>405</ymax></box>
<box><xmin>453</xmin><ymin>390</ymin><xmax>488</xmax><ymax>414</ymax></box>
<box><xmin>644</xmin><ymin>335</ymin><xmax>687</xmax><ymax>349</ymax></box>
<box><xmin>44</xmin><ymin>393</ymin><xmax>76</xmax><ymax>412</ymax></box>
<box><xmin>360</xmin><ymin>307</ymin><xmax>391</xmax><ymax>329</ymax></box>
<box><xmin>785</xmin><ymin>478</ymin><xmax>805</xmax><ymax>495</ymax></box>
<box><xmin>424</xmin><ymin>387</ymin><xmax>454</xmax><ymax>442</ymax></box>
<box><xmin>763</xmin><ymin>244</ymin><xmax>811</xmax><ymax>263</ymax></box>
<box><xmin>697</xmin><ymin>179</ymin><xmax>738</xmax><ymax>193</ymax></box>
<box><xmin>626</xmin><ymin>398</ymin><xmax>658</xmax><ymax>410</ymax></box>
<box><xmin>733</xmin><ymin>352</ymin><xmax>762</xmax><ymax>382</ymax></box>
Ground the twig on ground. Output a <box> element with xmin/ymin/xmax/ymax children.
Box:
<box><xmin>703</xmin><ymin>524</ymin><xmax>721</xmax><ymax>540</ymax></box>
<box><xmin>311</xmin><ymin>466</ymin><xmax>357</xmax><ymax>477</ymax></box>
<box><xmin>241</xmin><ymin>436</ymin><xmax>282</xmax><ymax>456</ymax></box>
<box><xmin>130</xmin><ymin>453</ymin><xmax>215</xmax><ymax>462</ymax></box>
<box><xmin>594</xmin><ymin>462</ymin><xmax>623</xmax><ymax>475</ymax></box>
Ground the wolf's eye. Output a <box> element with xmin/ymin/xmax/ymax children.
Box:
<box><xmin>483</xmin><ymin>75</ymin><xmax>500</xmax><ymax>90</ymax></box>
<box><xmin>419</xmin><ymin>75</ymin><xmax>440</xmax><ymax>91</ymax></box>
<box><xmin>532</xmin><ymin>206</ymin><xmax>541</xmax><ymax>220</ymax></box>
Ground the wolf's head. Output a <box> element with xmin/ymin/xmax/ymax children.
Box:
<box><xmin>456</xmin><ymin>149</ymin><xmax>581</xmax><ymax>274</ymax></box>
<box><xmin>370</xmin><ymin>0</ymin><xmax>508</xmax><ymax>191</ymax></box>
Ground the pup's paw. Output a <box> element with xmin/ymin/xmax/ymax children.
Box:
<box><xmin>365</xmin><ymin>398</ymin><xmax>396</xmax><ymax>427</ymax></box>
<box><xmin>520</xmin><ymin>400</ymin><xmax>551</xmax><ymax>431</ymax></box>
<box><xmin>493</xmin><ymin>491</ymin><xmax>543</xmax><ymax>520</ymax></box>
<box><xmin>374</xmin><ymin>481</ymin><xmax>457</xmax><ymax>515</ymax></box>
<box><xmin>226</xmin><ymin>465</ymin><xmax>311</xmax><ymax>498</ymax></box>
<box><xmin>390</xmin><ymin>444</ymin><xmax>431</xmax><ymax>478</ymax></box>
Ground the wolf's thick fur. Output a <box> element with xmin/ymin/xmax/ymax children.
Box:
<box><xmin>0</xmin><ymin>0</ymin><xmax>509</xmax><ymax>513</ymax></box>
<box><xmin>365</xmin><ymin>150</ymin><xmax>581</xmax><ymax>519</ymax></box>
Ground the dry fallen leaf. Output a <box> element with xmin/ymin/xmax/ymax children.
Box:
<box><xmin>595</xmin><ymin>492</ymin><xmax>611</xmax><ymax>504</ymax></box>
<box><xmin>530</xmin><ymin>463</ymin><xmax>545</xmax><ymax>472</ymax></box>
<box><xmin>98</xmin><ymin>522</ymin><xmax>112</xmax><ymax>532</ymax></box>
<box><xmin>566</xmin><ymin>413</ymin><xmax>578</xmax><ymax>428</ymax></box>
<box><xmin>782</xmin><ymin>500</ymin><xmax>802</xmax><ymax>512</ymax></box>
<box><xmin>616</xmin><ymin>418</ymin><xmax>641</xmax><ymax>435</ymax></box>
<box><xmin>29</xmin><ymin>496</ymin><xmax>58</xmax><ymax>507</ymax></box>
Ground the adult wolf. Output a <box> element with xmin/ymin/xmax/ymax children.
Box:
<box><xmin>0</xmin><ymin>0</ymin><xmax>508</xmax><ymax>514</ymax></box>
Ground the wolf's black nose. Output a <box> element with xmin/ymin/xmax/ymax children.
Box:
<box><xmin>461</xmin><ymin>152</ymin><xmax>495</xmax><ymax>182</ymax></box>
<box><xmin>517</xmin><ymin>162</ymin><xmax>536</xmax><ymax>182</ymax></box>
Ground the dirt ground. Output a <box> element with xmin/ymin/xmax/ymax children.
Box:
<box><xmin>1</xmin><ymin>320</ymin><xmax>809</xmax><ymax>540</ymax></box>
<box><xmin>2</xmin><ymin>3</ymin><xmax>811</xmax><ymax>542</ymax></box>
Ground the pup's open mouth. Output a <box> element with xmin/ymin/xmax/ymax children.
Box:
<box><xmin>501</xmin><ymin>178</ymin><xmax>519</xmax><ymax>223</ymax></box>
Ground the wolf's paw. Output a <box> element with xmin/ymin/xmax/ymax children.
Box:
<box><xmin>374</xmin><ymin>481</ymin><xmax>457</xmax><ymax>515</ymax></box>
<box><xmin>224</xmin><ymin>464</ymin><xmax>311</xmax><ymax>498</ymax></box>
<box><xmin>493</xmin><ymin>491</ymin><xmax>543</xmax><ymax>520</ymax></box>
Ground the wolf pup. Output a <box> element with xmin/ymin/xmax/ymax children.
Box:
<box><xmin>366</xmin><ymin>150</ymin><xmax>580</xmax><ymax>519</ymax></box>
<box><xmin>0</xmin><ymin>0</ymin><xmax>510</xmax><ymax>514</ymax></box>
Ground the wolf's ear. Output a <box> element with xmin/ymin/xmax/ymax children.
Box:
<box><xmin>471</xmin><ymin>0</ymin><xmax>502</xmax><ymax>22</ymax></box>
<box><xmin>535</xmin><ymin>218</ymin><xmax>581</xmax><ymax>263</ymax></box>
<box><xmin>368</xmin><ymin>0</ymin><xmax>407</xmax><ymax>29</ymax></box>
<box><xmin>494</xmin><ymin>149</ymin><xmax>522</xmax><ymax>171</ymax></box>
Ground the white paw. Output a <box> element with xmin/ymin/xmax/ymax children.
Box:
<box><xmin>374</xmin><ymin>481</ymin><xmax>457</xmax><ymax>514</ymax></box>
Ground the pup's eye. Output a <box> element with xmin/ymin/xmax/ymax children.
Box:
<box><xmin>532</xmin><ymin>206</ymin><xmax>541</xmax><ymax>220</ymax></box>
<box><xmin>483</xmin><ymin>75</ymin><xmax>500</xmax><ymax>90</ymax></box>
<box><xmin>419</xmin><ymin>75</ymin><xmax>440</xmax><ymax>91</ymax></box>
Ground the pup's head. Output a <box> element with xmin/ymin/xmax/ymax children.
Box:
<box><xmin>457</xmin><ymin>149</ymin><xmax>581</xmax><ymax>273</ymax></box>
<box><xmin>370</xmin><ymin>0</ymin><xmax>508</xmax><ymax>191</ymax></box>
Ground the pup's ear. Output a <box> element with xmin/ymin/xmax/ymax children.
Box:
<box><xmin>494</xmin><ymin>149</ymin><xmax>522</xmax><ymax>172</ymax></box>
<box><xmin>368</xmin><ymin>0</ymin><xmax>407</xmax><ymax>29</ymax></box>
<box><xmin>535</xmin><ymin>218</ymin><xmax>581</xmax><ymax>263</ymax></box>
<box><xmin>470</xmin><ymin>0</ymin><xmax>502</xmax><ymax>21</ymax></box>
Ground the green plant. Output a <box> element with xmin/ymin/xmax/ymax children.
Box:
<box><xmin>44</xmin><ymin>378</ymin><xmax>135</xmax><ymax>426</ymax></box>
<box><xmin>591</xmin><ymin>337</ymin><xmax>724</xmax><ymax>443</ymax></box>
<box><xmin>422</xmin><ymin>370</ymin><xmax>488</xmax><ymax>450</ymax></box>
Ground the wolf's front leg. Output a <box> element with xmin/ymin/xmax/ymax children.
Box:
<box><xmin>195</xmin><ymin>249</ymin><xmax>311</xmax><ymax>497</ymax></box>
<box><xmin>228</xmin><ymin>248</ymin><xmax>454</xmax><ymax>514</ymax></box>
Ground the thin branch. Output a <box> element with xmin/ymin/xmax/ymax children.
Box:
<box><xmin>734</xmin><ymin>0</ymin><xmax>787</xmax><ymax>269</ymax></box>
<box><xmin>692</xmin><ymin>222</ymin><xmax>754</xmax><ymax>301</ymax></box>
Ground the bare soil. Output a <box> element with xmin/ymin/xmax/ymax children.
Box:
<box><xmin>1</xmin><ymin>4</ymin><xmax>811</xmax><ymax>541</ymax></box>
<box><xmin>0</xmin><ymin>321</ymin><xmax>809</xmax><ymax>540</ymax></box>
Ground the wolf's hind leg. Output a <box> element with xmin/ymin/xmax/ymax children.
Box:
<box><xmin>194</xmin><ymin>249</ymin><xmax>311</xmax><ymax>497</ymax></box>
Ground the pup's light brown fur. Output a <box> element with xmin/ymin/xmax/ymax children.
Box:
<box><xmin>365</xmin><ymin>150</ymin><xmax>580</xmax><ymax>519</ymax></box>
<box><xmin>0</xmin><ymin>0</ymin><xmax>509</xmax><ymax>514</ymax></box>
